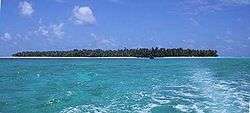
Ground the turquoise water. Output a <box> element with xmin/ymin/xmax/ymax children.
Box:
<box><xmin>0</xmin><ymin>58</ymin><xmax>249</xmax><ymax>113</ymax></box>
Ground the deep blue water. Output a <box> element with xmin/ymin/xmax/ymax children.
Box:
<box><xmin>0</xmin><ymin>58</ymin><xmax>249</xmax><ymax>113</ymax></box>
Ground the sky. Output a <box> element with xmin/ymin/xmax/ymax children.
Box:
<box><xmin>0</xmin><ymin>0</ymin><xmax>250</xmax><ymax>57</ymax></box>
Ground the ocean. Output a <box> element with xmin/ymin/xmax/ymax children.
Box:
<box><xmin>0</xmin><ymin>58</ymin><xmax>249</xmax><ymax>113</ymax></box>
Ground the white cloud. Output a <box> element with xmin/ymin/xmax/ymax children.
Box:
<box><xmin>90</xmin><ymin>33</ymin><xmax>96</xmax><ymax>37</ymax></box>
<box><xmin>181</xmin><ymin>1</ymin><xmax>223</xmax><ymax>16</ymax></box>
<box><xmin>181</xmin><ymin>0</ymin><xmax>250</xmax><ymax>16</ymax></box>
<box><xmin>19</xmin><ymin>1</ymin><xmax>34</xmax><ymax>16</ymax></box>
<box><xmin>108</xmin><ymin>0</ymin><xmax>120</xmax><ymax>3</ymax></box>
<box><xmin>72</xmin><ymin>6</ymin><xmax>96</xmax><ymax>25</ymax></box>
<box><xmin>0</xmin><ymin>0</ymin><xmax>2</xmax><ymax>10</ymax></box>
<box><xmin>90</xmin><ymin>33</ymin><xmax>116</xmax><ymax>49</ymax></box>
<box><xmin>181</xmin><ymin>39</ymin><xmax>196</xmax><ymax>48</ymax></box>
<box><xmin>106</xmin><ymin>0</ymin><xmax>124</xmax><ymax>4</ymax></box>
<box><xmin>220</xmin><ymin>0</ymin><xmax>250</xmax><ymax>5</ymax></box>
<box><xmin>51</xmin><ymin>23</ymin><xmax>64</xmax><ymax>38</ymax></box>
<box><xmin>55</xmin><ymin>0</ymin><xmax>65</xmax><ymax>3</ymax></box>
<box><xmin>37</xmin><ymin>26</ymin><xmax>49</xmax><ymax>37</ymax></box>
<box><xmin>189</xmin><ymin>18</ymin><xmax>200</xmax><ymax>26</ymax></box>
<box><xmin>35</xmin><ymin>23</ymin><xmax>65</xmax><ymax>39</ymax></box>
<box><xmin>0</xmin><ymin>33</ymin><xmax>12</xmax><ymax>41</ymax></box>
<box><xmin>224</xmin><ymin>39</ymin><xmax>234</xmax><ymax>43</ymax></box>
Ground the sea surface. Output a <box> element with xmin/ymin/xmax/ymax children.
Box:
<box><xmin>0</xmin><ymin>58</ymin><xmax>249</xmax><ymax>113</ymax></box>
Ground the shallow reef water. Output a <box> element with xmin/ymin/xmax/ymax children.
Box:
<box><xmin>0</xmin><ymin>58</ymin><xmax>249</xmax><ymax>113</ymax></box>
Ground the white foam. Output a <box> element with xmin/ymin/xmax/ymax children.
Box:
<box><xmin>192</xmin><ymin>104</ymin><xmax>204</xmax><ymax>113</ymax></box>
<box><xmin>59</xmin><ymin>67</ymin><xmax>249</xmax><ymax>113</ymax></box>
<box><xmin>175</xmin><ymin>104</ymin><xmax>190</xmax><ymax>112</ymax></box>
<box><xmin>151</xmin><ymin>97</ymin><xmax>170</xmax><ymax>105</ymax></box>
<box><xmin>60</xmin><ymin>107</ymin><xmax>81</xmax><ymax>113</ymax></box>
<box><xmin>66</xmin><ymin>91</ymin><xmax>73</xmax><ymax>96</ymax></box>
<box><xmin>60</xmin><ymin>105</ymin><xmax>109</xmax><ymax>113</ymax></box>
<box><xmin>188</xmin><ymin>68</ymin><xmax>249</xmax><ymax>113</ymax></box>
<box><xmin>137</xmin><ymin>103</ymin><xmax>160</xmax><ymax>113</ymax></box>
<box><xmin>175</xmin><ymin>104</ymin><xmax>205</xmax><ymax>113</ymax></box>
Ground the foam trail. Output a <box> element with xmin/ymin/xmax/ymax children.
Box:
<box><xmin>191</xmin><ymin>69</ymin><xmax>226</xmax><ymax>112</ymax></box>
<box><xmin>188</xmin><ymin>68</ymin><xmax>247</xmax><ymax>113</ymax></box>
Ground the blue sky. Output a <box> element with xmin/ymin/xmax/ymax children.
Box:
<box><xmin>0</xmin><ymin>0</ymin><xmax>250</xmax><ymax>56</ymax></box>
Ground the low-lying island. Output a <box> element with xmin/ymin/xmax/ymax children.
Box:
<box><xmin>12</xmin><ymin>47</ymin><xmax>218</xmax><ymax>57</ymax></box>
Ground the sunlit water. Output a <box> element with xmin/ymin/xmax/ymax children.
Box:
<box><xmin>0</xmin><ymin>58</ymin><xmax>249</xmax><ymax>113</ymax></box>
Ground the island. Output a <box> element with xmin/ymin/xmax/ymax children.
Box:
<box><xmin>12</xmin><ymin>48</ymin><xmax>218</xmax><ymax>57</ymax></box>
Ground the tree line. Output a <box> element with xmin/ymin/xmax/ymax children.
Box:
<box><xmin>12</xmin><ymin>47</ymin><xmax>218</xmax><ymax>57</ymax></box>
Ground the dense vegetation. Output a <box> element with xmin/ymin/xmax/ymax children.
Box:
<box><xmin>12</xmin><ymin>48</ymin><xmax>218</xmax><ymax>57</ymax></box>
